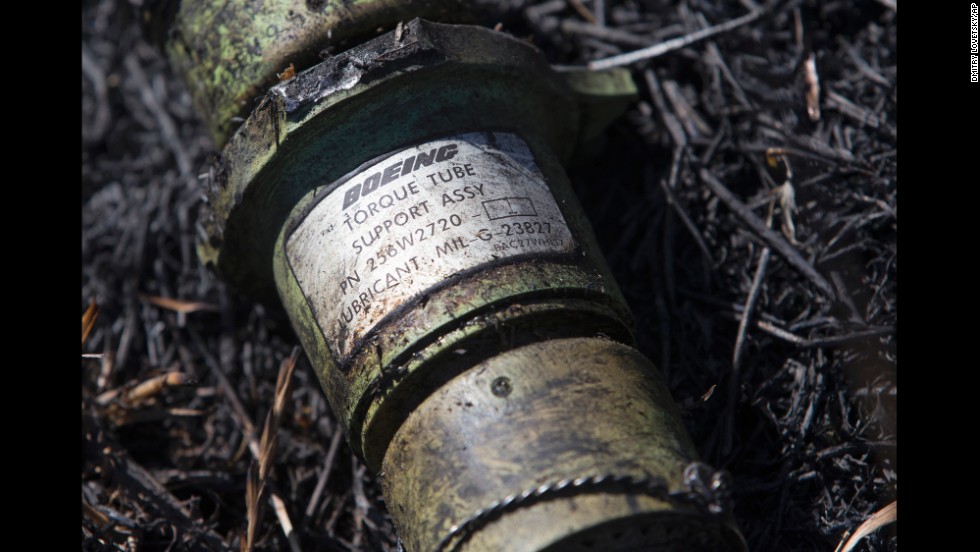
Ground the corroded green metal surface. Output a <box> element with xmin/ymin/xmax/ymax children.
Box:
<box><xmin>157</xmin><ymin>0</ymin><xmax>479</xmax><ymax>147</ymax></box>
<box><xmin>382</xmin><ymin>338</ymin><xmax>746</xmax><ymax>552</ymax></box>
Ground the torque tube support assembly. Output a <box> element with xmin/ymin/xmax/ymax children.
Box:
<box><xmin>145</xmin><ymin>1</ymin><xmax>747</xmax><ymax>550</ymax></box>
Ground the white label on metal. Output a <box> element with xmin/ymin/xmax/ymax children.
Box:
<box><xmin>286</xmin><ymin>131</ymin><xmax>576</xmax><ymax>361</ymax></box>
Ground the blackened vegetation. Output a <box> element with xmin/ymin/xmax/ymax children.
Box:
<box><xmin>83</xmin><ymin>1</ymin><xmax>896</xmax><ymax>551</ymax></box>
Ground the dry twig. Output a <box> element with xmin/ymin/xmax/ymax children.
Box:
<box><xmin>588</xmin><ymin>8</ymin><xmax>767</xmax><ymax>70</ymax></box>
<box><xmin>561</xmin><ymin>19</ymin><xmax>648</xmax><ymax>47</ymax></box>
<box><xmin>83</xmin><ymin>298</ymin><xmax>99</xmax><ymax>348</ymax></box>
<box><xmin>566</xmin><ymin>0</ymin><xmax>597</xmax><ymax>24</ymax></box>
<box><xmin>304</xmin><ymin>427</ymin><xmax>345</xmax><ymax>522</ymax></box>
<box><xmin>803</xmin><ymin>53</ymin><xmax>821</xmax><ymax>122</ymax></box>
<box><xmin>140</xmin><ymin>294</ymin><xmax>220</xmax><ymax>314</ymax></box>
<box><xmin>241</xmin><ymin>347</ymin><xmax>302</xmax><ymax>552</ymax></box>
<box><xmin>96</xmin><ymin>371</ymin><xmax>191</xmax><ymax>407</ymax></box>
<box><xmin>755</xmin><ymin>321</ymin><xmax>893</xmax><ymax>348</ymax></box>
<box><xmin>699</xmin><ymin>169</ymin><xmax>837</xmax><ymax>301</ymax></box>
<box><xmin>834</xmin><ymin>501</ymin><xmax>897</xmax><ymax>552</ymax></box>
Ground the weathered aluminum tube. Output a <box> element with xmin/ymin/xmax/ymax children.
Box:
<box><xmin>149</xmin><ymin>2</ymin><xmax>746</xmax><ymax>550</ymax></box>
<box><xmin>385</xmin><ymin>337</ymin><xmax>743</xmax><ymax>551</ymax></box>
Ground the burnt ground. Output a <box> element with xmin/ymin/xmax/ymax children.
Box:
<box><xmin>82</xmin><ymin>1</ymin><xmax>897</xmax><ymax>551</ymax></box>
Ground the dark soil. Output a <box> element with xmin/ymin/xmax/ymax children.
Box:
<box><xmin>82</xmin><ymin>1</ymin><xmax>897</xmax><ymax>551</ymax></box>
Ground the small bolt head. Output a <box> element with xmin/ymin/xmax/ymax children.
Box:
<box><xmin>490</xmin><ymin>376</ymin><xmax>512</xmax><ymax>398</ymax></box>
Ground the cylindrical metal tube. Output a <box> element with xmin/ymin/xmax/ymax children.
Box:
<box><xmin>142</xmin><ymin>0</ymin><xmax>479</xmax><ymax>147</ymax></box>
<box><xmin>150</xmin><ymin>3</ymin><xmax>746</xmax><ymax>550</ymax></box>
<box><xmin>383</xmin><ymin>337</ymin><xmax>743</xmax><ymax>552</ymax></box>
